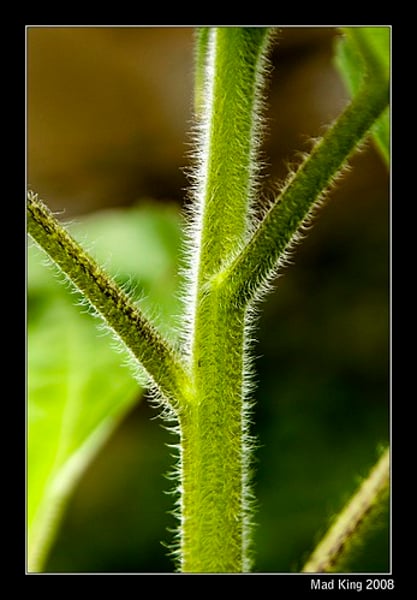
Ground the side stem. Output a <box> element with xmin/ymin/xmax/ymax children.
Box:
<box><xmin>27</xmin><ymin>191</ymin><xmax>190</xmax><ymax>410</ymax></box>
<box><xmin>225</xmin><ymin>74</ymin><xmax>389</xmax><ymax>309</ymax></box>
<box><xmin>302</xmin><ymin>448</ymin><xmax>390</xmax><ymax>573</ymax></box>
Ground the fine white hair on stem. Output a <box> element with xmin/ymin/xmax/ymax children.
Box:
<box><xmin>179</xmin><ymin>28</ymin><xmax>277</xmax><ymax>362</ymax></box>
<box><xmin>178</xmin><ymin>27</ymin><xmax>216</xmax><ymax>360</ymax></box>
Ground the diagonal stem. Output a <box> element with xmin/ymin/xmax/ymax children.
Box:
<box><xmin>27</xmin><ymin>191</ymin><xmax>191</xmax><ymax>410</ymax></box>
<box><xmin>223</xmin><ymin>72</ymin><xmax>389</xmax><ymax>309</ymax></box>
<box><xmin>302</xmin><ymin>448</ymin><xmax>390</xmax><ymax>573</ymax></box>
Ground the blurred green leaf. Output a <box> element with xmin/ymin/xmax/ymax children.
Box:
<box><xmin>71</xmin><ymin>201</ymin><xmax>183</xmax><ymax>336</ymax></box>
<box><xmin>335</xmin><ymin>27</ymin><xmax>390</xmax><ymax>165</ymax></box>
<box><xmin>27</xmin><ymin>202</ymin><xmax>182</xmax><ymax>571</ymax></box>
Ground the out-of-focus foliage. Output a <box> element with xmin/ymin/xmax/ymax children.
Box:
<box><xmin>28</xmin><ymin>203</ymin><xmax>183</xmax><ymax>570</ymax></box>
<box><xmin>335</xmin><ymin>27</ymin><xmax>390</xmax><ymax>164</ymax></box>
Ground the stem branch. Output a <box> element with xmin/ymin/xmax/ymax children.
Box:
<box><xmin>302</xmin><ymin>448</ymin><xmax>390</xmax><ymax>573</ymax></box>
<box><xmin>226</xmin><ymin>76</ymin><xmax>389</xmax><ymax>308</ymax></box>
<box><xmin>27</xmin><ymin>191</ymin><xmax>191</xmax><ymax>410</ymax></box>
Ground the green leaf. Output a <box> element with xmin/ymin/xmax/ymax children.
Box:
<box><xmin>28</xmin><ymin>202</ymin><xmax>182</xmax><ymax>571</ymax></box>
<box><xmin>71</xmin><ymin>201</ymin><xmax>183</xmax><ymax>336</ymax></box>
<box><xmin>335</xmin><ymin>27</ymin><xmax>390</xmax><ymax>165</ymax></box>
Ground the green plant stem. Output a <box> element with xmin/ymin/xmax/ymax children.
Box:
<box><xmin>180</xmin><ymin>28</ymin><xmax>272</xmax><ymax>572</ymax></box>
<box><xmin>193</xmin><ymin>27</ymin><xmax>271</xmax><ymax>278</ymax></box>
<box><xmin>27</xmin><ymin>191</ymin><xmax>191</xmax><ymax>410</ymax></box>
<box><xmin>302</xmin><ymin>448</ymin><xmax>390</xmax><ymax>573</ymax></box>
<box><xmin>224</xmin><ymin>54</ymin><xmax>389</xmax><ymax>309</ymax></box>
<box><xmin>27</xmin><ymin>27</ymin><xmax>389</xmax><ymax>573</ymax></box>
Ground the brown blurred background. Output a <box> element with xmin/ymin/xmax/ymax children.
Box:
<box><xmin>28</xmin><ymin>27</ymin><xmax>375</xmax><ymax>215</ymax></box>
<box><xmin>27</xmin><ymin>27</ymin><xmax>389</xmax><ymax>573</ymax></box>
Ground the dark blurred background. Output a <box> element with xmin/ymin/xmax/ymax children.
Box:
<box><xmin>27</xmin><ymin>27</ymin><xmax>389</xmax><ymax>573</ymax></box>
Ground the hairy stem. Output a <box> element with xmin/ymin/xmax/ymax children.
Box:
<box><xmin>192</xmin><ymin>27</ymin><xmax>271</xmax><ymax>280</ymax></box>
<box><xmin>180</xmin><ymin>27</ymin><xmax>273</xmax><ymax>572</ymax></box>
<box><xmin>27</xmin><ymin>191</ymin><xmax>191</xmax><ymax>410</ymax></box>
<box><xmin>27</xmin><ymin>27</ymin><xmax>389</xmax><ymax>574</ymax></box>
<box><xmin>302</xmin><ymin>448</ymin><xmax>390</xmax><ymax>573</ymax></box>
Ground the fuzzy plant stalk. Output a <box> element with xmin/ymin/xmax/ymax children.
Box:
<box><xmin>27</xmin><ymin>26</ymin><xmax>389</xmax><ymax>573</ymax></box>
<box><xmin>302</xmin><ymin>447</ymin><xmax>390</xmax><ymax>573</ymax></box>
<box><xmin>177</xmin><ymin>27</ymin><xmax>274</xmax><ymax>573</ymax></box>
